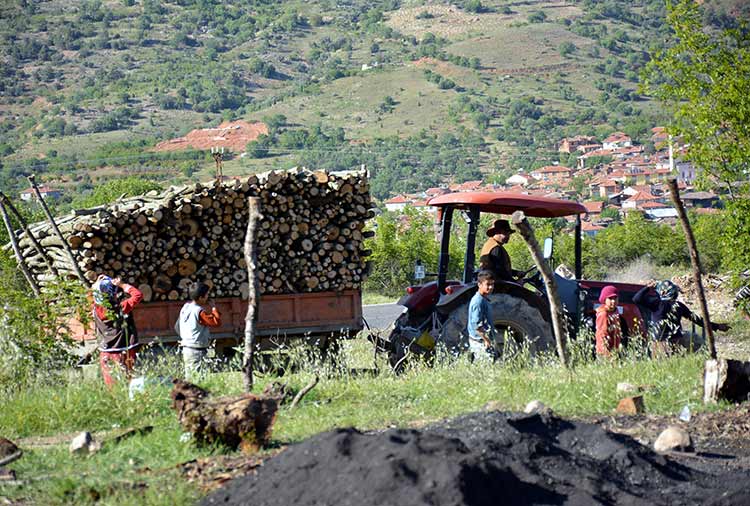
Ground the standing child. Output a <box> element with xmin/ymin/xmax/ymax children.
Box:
<box><xmin>595</xmin><ymin>285</ymin><xmax>622</xmax><ymax>357</ymax></box>
<box><xmin>93</xmin><ymin>274</ymin><xmax>143</xmax><ymax>387</ymax></box>
<box><xmin>467</xmin><ymin>270</ymin><xmax>496</xmax><ymax>362</ymax></box>
<box><xmin>175</xmin><ymin>282</ymin><xmax>222</xmax><ymax>377</ymax></box>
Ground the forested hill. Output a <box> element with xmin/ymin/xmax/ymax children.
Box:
<box><xmin>0</xmin><ymin>0</ymin><xmax>746</xmax><ymax>201</ymax></box>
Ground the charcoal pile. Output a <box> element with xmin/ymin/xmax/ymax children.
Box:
<box><xmin>17</xmin><ymin>168</ymin><xmax>373</xmax><ymax>300</ymax></box>
<box><xmin>202</xmin><ymin>410</ymin><xmax>748</xmax><ymax>506</ymax></box>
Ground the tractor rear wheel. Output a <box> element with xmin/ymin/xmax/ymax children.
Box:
<box><xmin>438</xmin><ymin>293</ymin><xmax>554</xmax><ymax>358</ymax></box>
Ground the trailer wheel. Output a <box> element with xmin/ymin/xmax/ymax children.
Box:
<box><xmin>438</xmin><ymin>293</ymin><xmax>554</xmax><ymax>358</ymax></box>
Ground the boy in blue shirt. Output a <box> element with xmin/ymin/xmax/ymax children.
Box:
<box><xmin>467</xmin><ymin>270</ymin><xmax>496</xmax><ymax>361</ymax></box>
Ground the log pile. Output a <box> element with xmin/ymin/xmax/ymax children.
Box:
<box><xmin>17</xmin><ymin>168</ymin><xmax>373</xmax><ymax>300</ymax></box>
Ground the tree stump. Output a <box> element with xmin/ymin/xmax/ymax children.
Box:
<box><xmin>703</xmin><ymin>359</ymin><xmax>750</xmax><ymax>403</ymax></box>
<box><xmin>170</xmin><ymin>379</ymin><xmax>280</xmax><ymax>452</ymax></box>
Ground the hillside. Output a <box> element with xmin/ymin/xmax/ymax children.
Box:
<box><xmin>0</xmin><ymin>0</ymin><xmax>742</xmax><ymax>201</ymax></box>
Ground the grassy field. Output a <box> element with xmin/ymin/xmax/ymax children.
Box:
<box><xmin>1</xmin><ymin>332</ymin><xmax>744</xmax><ymax>505</ymax></box>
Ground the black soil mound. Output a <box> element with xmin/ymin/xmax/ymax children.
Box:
<box><xmin>202</xmin><ymin>411</ymin><xmax>749</xmax><ymax>506</ymax></box>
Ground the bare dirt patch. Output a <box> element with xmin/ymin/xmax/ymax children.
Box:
<box><xmin>153</xmin><ymin>120</ymin><xmax>268</xmax><ymax>153</ymax></box>
<box><xmin>592</xmin><ymin>404</ymin><xmax>750</xmax><ymax>476</ymax></box>
<box><xmin>386</xmin><ymin>2</ymin><xmax>581</xmax><ymax>40</ymax></box>
<box><xmin>386</xmin><ymin>4</ymin><xmax>511</xmax><ymax>40</ymax></box>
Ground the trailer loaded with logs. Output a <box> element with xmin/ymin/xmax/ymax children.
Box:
<box><xmin>16</xmin><ymin>168</ymin><xmax>373</xmax><ymax>355</ymax></box>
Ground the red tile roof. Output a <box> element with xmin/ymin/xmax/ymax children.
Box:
<box><xmin>581</xmin><ymin>221</ymin><xmax>605</xmax><ymax>231</ymax></box>
<box><xmin>385</xmin><ymin>194</ymin><xmax>410</xmax><ymax>204</ymax></box>
<box><xmin>639</xmin><ymin>201</ymin><xmax>667</xmax><ymax>209</ymax></box>
<box><xmin>625</xmin><ymin>191</ymin><xmax>660</xmax><ymax>202</ymax></box>
<box><xmin>603</xmin><ymin>131</ymin><xmax>631</xmax><ymax>143</ymax></box>
<box><xmin>583</xmin><ymin>201</ymin><xmax>604</xmax><ymax>213</ymax></box>
<box><xmin>534</xmin><ymin>165</ymin><xmax>573</xmax><ymax>173</ymax></box>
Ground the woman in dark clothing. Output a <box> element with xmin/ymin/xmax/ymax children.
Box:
<box><xmin>633</xmin><ymin>280</ymin><xmax>729</xmax><ymax>355</ymax></box>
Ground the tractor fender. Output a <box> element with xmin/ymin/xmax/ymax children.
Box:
<box><xmin>436</xmin><ymin>281</ymin><xmax>551</xmax><ymax>323</ymax></box>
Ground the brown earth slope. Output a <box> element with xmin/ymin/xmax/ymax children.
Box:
<box><xmin>153</xmin><ymin>120</ymin><xmax>268</xmax><ymax>153</ymax></box>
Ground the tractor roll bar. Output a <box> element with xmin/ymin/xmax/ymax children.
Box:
<box><xmin>437</xmin><ymin>206</ymin><xmax>454</xmax><ymax>292</ymax></box>
<box><xmin>462</xmin><ymin>206</ymin><xmax>481</xmax><ymax>284</ymax></box>
<box><xmin>575</xmin><ymin>215</ymin><xmax>582</xmax><ymax>280</ymax></box>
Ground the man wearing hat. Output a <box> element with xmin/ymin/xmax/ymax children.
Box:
<box><xmin>479</xmin><ymin>219</ymin><xmax>524</xmax><ymax>283</ymax></box>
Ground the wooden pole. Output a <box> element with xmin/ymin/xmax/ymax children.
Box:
<box><xmin>27</xmin><ymin>175</ymin><xmax>88</xmax><ymax>286</ymax></box>
<box><xmin>243</xmin><ymin>197</ymin><xmax>261</xmax><ymax>392</ymax></box>
<box><xmin>511</xmin><ymin>210</ymin><xmax>569</xmax><ymax>368</ymax></box>
<box><xmin>667</xmin><ymin>179</ymin><xmax>716</xmax><ymax>359</ymax></box>
<box><xmin>0</xmin><ymin>199</ymin><xmax>41</xmax><ymax>296</ymax></box>
<box><xmin>0</xmin><ymin>192</ymin><xmax>58</xmax><ymax>277</ymax></box>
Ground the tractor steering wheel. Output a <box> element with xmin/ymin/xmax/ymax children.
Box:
<box><xmin>519</xmin><ymin>264</ymin><xmax>538</xmax><ymax>279</ymax></box>
<box><xmin>519</xmin><ymin>265</ymin><xmax>544</xmax><ymax>293</ymax></box>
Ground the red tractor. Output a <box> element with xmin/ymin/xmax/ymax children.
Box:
<box><xmin>383</xmin><ymin>191</ymin><xmax>647</xmax><ymax>369</ymax></box>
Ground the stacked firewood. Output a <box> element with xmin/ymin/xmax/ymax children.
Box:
<box><xmin>17</xmin><ymin>168</ymin><xmax>374</xmax><ymax>301</ymax></box>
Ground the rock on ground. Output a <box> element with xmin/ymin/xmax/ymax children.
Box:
<box><xmin>523</xmin><ymin>400</ymin><xmax>548</xmax><ymax>414</ymax></box>
<box><xmin>201</xmin><ymin>411</ymin><xmax>748</xmax><ymax>506</ymax></box>
<box><xmin>0</xmin><ymin>438</ymin><xmax>18</xmax><ymax>459</ymax></box>
<box><xmin>654</xmin><ymin>426</ymin><xmax>693</xmax><ymax>453</ymax></box>
<box><xmin>69</xmin><ymin>432</ymin><xmax>99</xmax><ymax>455</ymax></box>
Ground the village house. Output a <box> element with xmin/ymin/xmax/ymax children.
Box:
<box><xmin>680</xmin><ymin>191</ymin><xmax>719</xmax><ymax>208</ymax></box>
<box><xmin>384</xmin><ymin>194</ymin><xmax>410</xmax><ymax>212</ymax></box>
<box><xmin>602</xmin><ymin>132</ymin><xmax>632</xmax><ymax>150</ymax></box>
<box><xmin>530</xmin><ymin>165</ymin><xmax>573</xmax><ymax>181</ymax></box>
<box><xmin>576</xmin><ymin>145</ymin><xmax>643</xmax><ymax>169</ymax></box>
<box><xmin>576</xmin><ymin>143</ymin><xmax>602</xmax><ymax>154</ymax></box>
<box><xmin>591</xmin><ymin>179</ymin><xmax>621</xmax><ymax>199</ymax></box>
<box><xmin>582</xmin><ymin>200</ymin><xmax>605</xmax><ymax>220</ymax></box>
<box><xmin>448</xmin><ymin>180</ymin><xmax>483</xmax><ymax>192</ymax></box>
<box><xmin>621</xmin><ymin>190</ymin><xmax>661</xmax><ymax>211</ymax></box>
<box><xmin>676</xmin><ymin>161</ymin><xmax>698</xmax><ymax>184</ymax></box>
<box><xmin>581</xmin><ymin>221</ymin><xmax>606</xmax><ymax>237</ymax></box>
<box><xmin>642</xmin><ymin>202</ymin><xmax>678</xmax><ymax>221</ymax></box>
<box><xmin>20</xmin><ymin>186</ymin><xmax>63</xmax><ymax>201</ymax></box>
<box><xmin>424</xmin><ymin>187</ymin><xmax>450</xmax><ymax>198</ymax></box>
<box><xmin>650</xmin><ymin>126</ymin><xmax>670</xmax><ymax>149</ymax></box>
<box><xmin>558</xmin><ymin>135</ymin><xmax>598</xmax><ymax>153</ymax></box>
<box><xmin>506</xmin><ymin>172</ymin><xmax>535</xmax><ymax>186</ymax></box>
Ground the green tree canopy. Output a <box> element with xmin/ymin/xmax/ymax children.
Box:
<box><xmin>642</xmin><ymin>0</ymin><xmax>750</xmax><ymax>193</ymax></box>
<box><xmin>71</xmin><ymin>177</ymin><xmax>163</xmax><ymax>209</ymax></box>
<box><xmin>642</xmin><ymin>0</ymin><xmax>750</xmax><ymax>283</ymax></box>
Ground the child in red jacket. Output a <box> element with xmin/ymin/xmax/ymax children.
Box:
<box><xmin>595</xmin><ymin>285</ymin><xmax>622</xmax><ymax>357</ymax></box>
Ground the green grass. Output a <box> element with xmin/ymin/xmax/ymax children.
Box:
<box><xmin>361</xmin><ymin>292</ymin><xmax>396</xmax><ymax>305</ymax></box>
<box><xmin>0</xmin><ymin>336</ymin><xmax>733</xmax><ymax>505</ymax></box>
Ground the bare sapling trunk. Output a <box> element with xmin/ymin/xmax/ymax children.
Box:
<box><xmin>667</xmin><ymin>179</ymin><xmax>716</xmax><ymax>359</ymax></box>
<box><xmin>0</xmin><ymin>199</ymin><xmax>40</xmax><ymax>296</ymax></box>
<box><xmin>27</xmin><ymin>175</ymin><xmax>88</xmax><ymax>285</ymax></box>
<box><xmin>511</xmin><ymin>210</ymin><xmax>569</xmax><ymax>368</ymax></box>
<box><xmin>0</xmin><ymin>192</ymin><xmax>58</xmax><ymax>277</ymax></box>
<box><xmin>243</xmin><ymin>197</ymin><xmax>261</xmax><ymax>392</ymax></box>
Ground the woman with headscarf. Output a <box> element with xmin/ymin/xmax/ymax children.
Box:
<box><xmin>595</xmin><ymin>285</ymin><xmax>622</xmax><ymax>357</ymax></box>
<box><xmin>92</xmin><ymin>275</ymin><xmax>143</xmax><ymax>387</ymax></box>
<box><xmin>633</xmin><ymin>280</ymin><xmax>729</xmax><ymax>355</ymax></box>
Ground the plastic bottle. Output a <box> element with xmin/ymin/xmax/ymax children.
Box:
<box><xmin>679</xmin><ymin>404</ymin><xmax>691</xmax><ymax>422</ymax></box>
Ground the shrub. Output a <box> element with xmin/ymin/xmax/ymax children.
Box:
<box><xmin>528</xmin><ymin>11</ymin><xmax>547</xmax><ymax>23</ymax></box>
<box><xmin>0</xmin><ymin>252</ymin><xmax>88</xmax><ymax>394</ymax></box>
